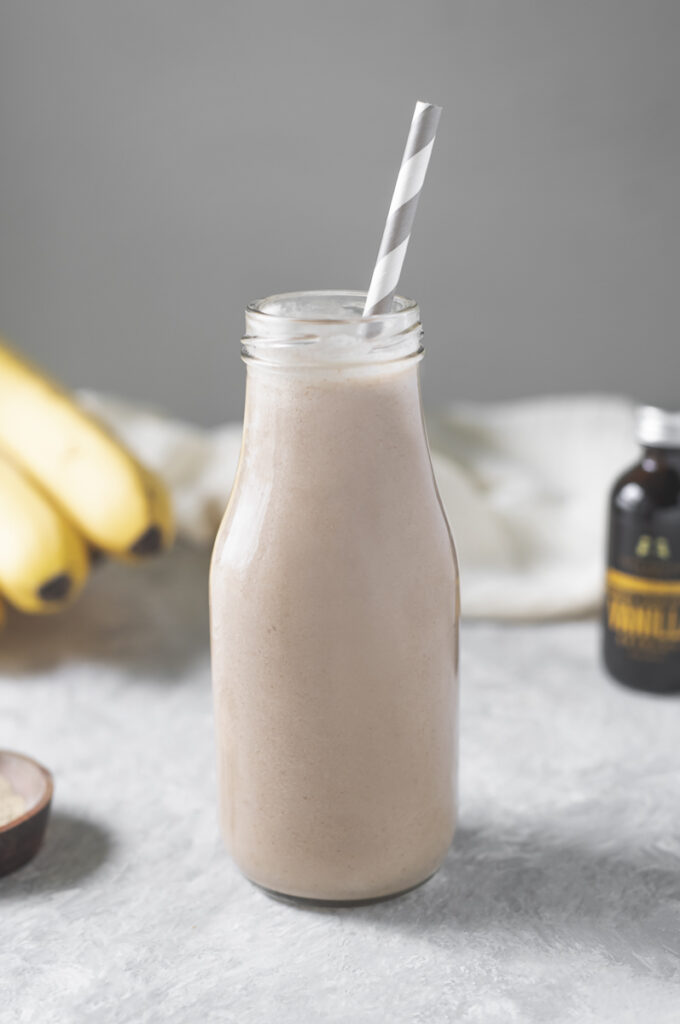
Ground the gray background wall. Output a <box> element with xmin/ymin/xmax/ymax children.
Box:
<box><xmin>0</xmin><ymin>0</ymin><xmax>678</xmax><ymax>426</ymax></box>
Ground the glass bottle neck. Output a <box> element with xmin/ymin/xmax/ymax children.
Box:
<box><xmin>241</xmin><ymin>359</ymin><xmax>427</xmax><ymax>464</ymax></box>
<box><xmin>642</xmin><ymin>446</ymin><xmax>680</xmax><ymax>471</ymax></box>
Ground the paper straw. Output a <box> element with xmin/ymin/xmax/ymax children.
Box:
<box><xmin>363</xmin><ymin>100</ymin><xmax>442</xmax><ymax>318</ymax></box>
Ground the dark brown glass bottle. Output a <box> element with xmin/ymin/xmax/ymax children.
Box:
<box><xmin>604</xmin><ymin>407</ymin><xmax>680</xmax><ymax>693</ymax></box>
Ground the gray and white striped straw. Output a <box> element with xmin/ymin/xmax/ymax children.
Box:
<box><xmin>363</xmin><ymin>100</ymin><xmax>442</xmax><ymax>318</ymax></box>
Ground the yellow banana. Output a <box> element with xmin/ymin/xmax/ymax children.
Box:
<box><xmin>0</xmin><ymin>452</ymin><xmax>90</xmax><ymax>613</ymax></box>
<box><xmin>0</xmin><ymin>340</ymin><xmax>174</xmax><ymax>557</ymax></box>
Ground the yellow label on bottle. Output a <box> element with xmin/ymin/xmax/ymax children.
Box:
<box><xmin>606</xmin><ymin>569</ymin><xmax>680</xmax><ymax>650</ymax></box>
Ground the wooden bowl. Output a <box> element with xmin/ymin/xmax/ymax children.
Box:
<box><xmin>0</xmin><ymin>750</ymin><xmax>53</xmax><ymax>877</ymax></box>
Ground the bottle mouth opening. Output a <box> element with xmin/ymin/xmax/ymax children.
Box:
<box><xmin>242</xmin><ymin>290</ymin><xmax>423</xmax><ymax>369</ymax></box>
<box><xmin>246</xmin><ymin>290</ymin><xmax>418</xmax><ymax>325</ymax></box>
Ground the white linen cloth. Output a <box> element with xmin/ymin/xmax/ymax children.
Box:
<box><xmin>79</xmin><ymin>392</ymin><xmax>637</xmax><ymax>620</ymax></box>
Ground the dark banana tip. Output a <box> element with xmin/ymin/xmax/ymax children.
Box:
<box><xmin>130</xmin><ymin>525</ymin><xmax>163</xmax><ymax>557</ymax></box>
<box><xmin>38</xmin><ymin>573</ymin><xmax>72</xmax><ymax>602</ymax></box>
<box><xmin>89</xmin><ymin>546</ymin><xmax>106</xmax><ymax>566</ymax></box>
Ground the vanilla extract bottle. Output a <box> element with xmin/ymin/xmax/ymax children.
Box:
<box><xmin>604</xmin><ymin>407</ymin><xmax>680</xmax><ymax>693</ymax></box>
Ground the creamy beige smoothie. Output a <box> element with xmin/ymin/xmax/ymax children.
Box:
<box><xmin>210</xmin><ymin>292</ymin><xmax>458</xmax><ymax>903</ymax></box>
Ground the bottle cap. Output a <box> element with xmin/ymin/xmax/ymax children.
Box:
<box><xmin>636</xmin><ymin>406</ymin><xmax>680</xmax><ymax>449</ymax></box>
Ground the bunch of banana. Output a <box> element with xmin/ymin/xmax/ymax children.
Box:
<box><xmin>0</xmin><ymin>338</ymin><xmax>174</xmax><ymax>620</ymax></box>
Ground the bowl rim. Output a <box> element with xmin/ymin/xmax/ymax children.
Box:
<box><xmin>0</xmin><ymin>749</ymin><xmax>54</xmax><ymax>834</ymax></box>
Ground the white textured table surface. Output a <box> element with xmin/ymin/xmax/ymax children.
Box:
<box><xmin>1</xmin><ymin>545</ymin><xmax>679</xmax><ymax>1024</ymax></box>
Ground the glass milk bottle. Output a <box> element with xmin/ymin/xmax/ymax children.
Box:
<box><xmin>210</xmin><ymin>291</ymin><xmax>459</xmax><ymax>904</ymax></box>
